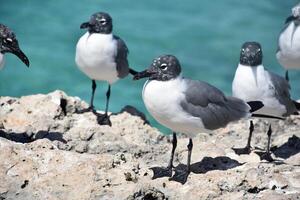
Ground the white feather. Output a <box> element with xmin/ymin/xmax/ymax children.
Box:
<box><xmin>232</xmin><ymin>64</ymin><xmax>286</xmax><ymax>117</ymax></box>
<box><xmin>75</xmin><ymin>32</ymin><xmax>119</xmax><ymax>84</ymax></box>
<box><xmin>277</xmin><ymin>22</ymin><xmax>300</xmax><ymax>69</ymax></box>
<box><xmin>0</xmin><ymin>53</ymin><xmax>5</xmax><ymax>70</ymax></box>
<box><xmin>142</xmin><ymin>76</ymin><xmax>207</xmax><ymax>137</ymax></box>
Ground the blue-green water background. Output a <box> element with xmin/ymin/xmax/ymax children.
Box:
<box><xmin>1</xmin><ymin>0</ymin><xmax>300</xmax><ymax>133</ymax></box>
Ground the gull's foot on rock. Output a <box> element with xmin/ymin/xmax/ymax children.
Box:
<box><xmin>96</xmin><ymin>113</ymin><xmax>112</xmax><ymax>126</ymax></box>
<box><xmin>169</xmin><ymin>166</ymin><xmax>190</xmax><ymax>184</ymax></box>
<box><xmin>150</xmin><ymin>166</ymin><xmax>173</xmax><ymax>179</ymax></box>
<box><xmin>257</xmin><ymin>152</ymin><xmax>274</xmax><ymax>162</ymax></box>
<box><xmin>76</xmin><ymin>106</ymin><xmax>95</xmax><ymax>114</ymax></box>
<box><xmin>232</xmin><ymin>146</ymin><xmax>252</xmax><ymax>155</ymax></box>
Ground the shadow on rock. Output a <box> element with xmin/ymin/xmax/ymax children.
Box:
<box><xmin>271</xmin><ymin>135</ymin><xmax>300</xmax><ymax>159</ymax></box>
<box><xmin>0</xmin><ymin>130</ymin><xmax>66</xmax><ymax>144</ymax></box>
<box><xmin>190</xmin><ymin>156</ymin><xmax>243</xmax><ymax>174</ymax></box>
<box><xmin>115</xmin><ymin>105</ymin><xmax>150</xmax><ymax>125</ymax></box>
<box><xmin>167</xmin><ymin>156</ymin><xmax>243</xmax><ymax>184</ymax></box>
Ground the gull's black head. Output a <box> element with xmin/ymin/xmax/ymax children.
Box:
<box><xmin>0</xmin><ymin>24</ymin><xmax>29</xmax><ymax>67</ymax></box>
<box><xmin>80</xmin><ymin>12</ymin><xmax>113</xmax><ymax>34</ymax></box>
<box><xmin>284</xmin><ymin>4</ymin><xmax>300</xmax><ymax>25</ymax></box>
<box><xmin>239</xmin><ymin>42</ymin><xmax>262</xmax><ymax>66</ymax></box>
<box><xmin>133</xmin><ymin>55</ymin><xmax>182</xmax><ymax>81</ymax></box>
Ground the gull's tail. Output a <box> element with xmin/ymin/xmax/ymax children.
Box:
<box><xmin>293</xmin><ymin>100</ymin><xmax>300</xmax><ymax>110</ymax></box>
<box><xmin>247</xmin><ymin>101</ymin><xmax>264</xmax><ymax>113</ymax></box>
<box><xmin>247</xmin><ymin>101</ymin><xmax>285</xmax><ymax>120</ymax></box>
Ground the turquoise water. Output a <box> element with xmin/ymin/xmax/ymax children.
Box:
<box><xmin>1</xmin><ymin>0</ymin><xmax>299</xmax><ymax>133</ymax></box>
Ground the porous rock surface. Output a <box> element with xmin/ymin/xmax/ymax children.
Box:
<box><xmin>0</xmin><ymin>90</ymin><xmax>299</xmax><ymax>200</ymax></box>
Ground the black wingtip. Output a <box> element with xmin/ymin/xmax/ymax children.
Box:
<box><xmin>251</xmin><ymin>114</ymin><xmax>285</xmax><ymax>120</ymax></box>
<box><xmin>247</xmin><ymin>101</ymin><xmax>264</xmax><ymax>113</ymax></box>
<box><xmin>293</xmin><ymin>100</ymin><xmax>300</xmax><ymax>110</ymax></box>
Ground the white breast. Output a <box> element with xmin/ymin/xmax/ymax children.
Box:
<box><xmin>232</xmin><ymin>64</ymin><xmax>286</xmax><ymax>117</ymax></box>
<box><xmin>277</xmin><ymin>22</ymin><xmax>300</xmax><ymax>69</ymax></box>
<box><xmin>0</xmin><ymin>53</ymin><xmax>5</xmax><ymax>70</ymax></box>
<box><xmin>142</xmin><ymin>77</ymin><xmax>206</xmax><ymax>136</ymax></box>
<box><xmin>75</xmin><ymin>32</ymin><xmax>119</xmax><ymax>84</ymax></box>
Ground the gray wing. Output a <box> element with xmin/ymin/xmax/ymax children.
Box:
<box><xmin>267</xmin><ymin>71</ymin><xmax>297</xmax><ymax>115</ymax></box>
<box><xmin>180</xmin><ymin>79</ymin><xmax>250</xmax><ymax>130</ymax></box>
<box><xmin>113</xmin><ymin>35</ymin><xmax>129</xmax><ymax>78</ymax></box>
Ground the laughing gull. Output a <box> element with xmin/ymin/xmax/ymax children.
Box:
<box><xmin>75</xmin><ymin>12</ymin><xmax>136</xmax><ymax>126</ymax></box>
<box><xmin>233</xmin><ymin>41</ymin><xmax>299</xmax><ymax>161</ymax></box>
<box><xmin>133</xmin><ymin>54</ymin><xmax>264</xmax><ymax>184</ymax></box>
<box><xmin>0</xmin><ymin>24</ymin><xmax>29</xmax><ymax>69</ymax></box>
<box><xmin>277</xmin><ymin>3</ymin><xmax>300</xmax><ymax>81</ymax></box>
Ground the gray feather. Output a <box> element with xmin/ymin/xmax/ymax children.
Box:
<box><xmin>267</xmin><ymin>71</ymin><xmax>297</xmax><ymax>115</ymax></box>
<box><xmin>113</xmin><ymin>35</ymin><xmax>129</xmax><ymax>78</ymax></box>
<box><xmin>180</xmin><ymin>79</ymin><xmax>250</xmax><ymax>130</ymax></box>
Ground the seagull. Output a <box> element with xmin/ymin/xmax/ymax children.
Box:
<box><xmin>277</xmin><ymin>3</ymin><xmax>300</xmax><ymax>81</ymax></box>
<box><xmin>133</xmin><ymin>54</ymin><xmax>264</xmax><ymax>184</ymax></box>
<box><xmin>75</xmin><ymin>12</ymin><xmax>136</xmax><ymax>126</ymax></box>
<box><xmin>0</xmin><ymin>24</ymin><xmax>29</xmax><ymax>69</ymax></box>
<box><xmin>233</xmin><ymin>41</ymin><xmax>299</xmax><ymax>161</ymax></box>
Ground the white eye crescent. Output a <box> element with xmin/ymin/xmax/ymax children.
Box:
<box><xmin>7</xmin><ymin>38</ymin><xmax>13</xmax><ymax>42</ymax></box>
<box><xmin>160</xmin><ymin>63</ymin><xmax>168</xmax><ymax>70</ymax></box>
<box><xmin>100</xmin><ymin>19</ymin><xmax>107</xmax><ymax>25</ymax></box>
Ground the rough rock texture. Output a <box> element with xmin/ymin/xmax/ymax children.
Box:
<box><xmin>0</xmin><ymin>90</ymin><xmax>299</xmax><ymax>200</ymax></box>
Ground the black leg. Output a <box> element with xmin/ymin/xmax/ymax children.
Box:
<box><xmin>105</xmin><ymin>84</ymin><xmax>111</xmax><ymax>114</ymax></box>
<box><xmin>259</xmin><ymin>124</ymin><xmax>274</xmax><ymax>162</ymax></box>
<box><xmin>285</xmin><ymin>70</ymin><xmax>289</xmax><ymax>82</ymax></box>
<box><xmin>96</xmin><ymin>84</ymin><xmax>112</xmax><ymax>126</ymax></box>
<box><xmin>90</xmin><ymin>80</ymin><xmax>96</xmax><ymax>107</ymax></box>
<box><xmin>170</xmin><ymin>138</ymin><xmax>193</xmax><ymax>184</ymax></box>
<box><xmin>151</xmin><ymin>132</ymin><xmax>177</xmax><ymax>179</ymax></box>
<box><xmin>232</xmin><ymin>120</ymin><xmax>254</xmax><ymax>155</ymax></box>
<box><xmin>76</xmin><ymin>80</ymin><xmax>97</xmax><ymax>113</ymax></box>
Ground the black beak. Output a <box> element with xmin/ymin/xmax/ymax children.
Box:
<box><xmin>80</xmin><ymin>22</ymin><xmax>90</xmax><ymax>29</ymax></box>
<box><xmin>133</xmin><ymin>69</ymin><xmax>155</xmax><ymax>80</ymax></box>
<box><xmin>12</xmin><ymin>48</ymin><xmax>30</xmax><ymax>67</ymax></box>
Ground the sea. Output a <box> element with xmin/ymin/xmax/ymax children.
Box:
<box><xmin>0</xmin><ymin>0</ymin><xmax>299</xmax><ymax>133</ymax></box>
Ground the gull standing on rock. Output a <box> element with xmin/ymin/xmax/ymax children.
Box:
<box><xmin>277</xmin><ymin>3</ymin><xmax>300</xmax><ymax>81</ymax></box>
<box><xmin>133</xmin><ymin>54</ymin><xmax>264</xmax><ymax>184</ymax></box>
<box><xmin>0</xmin><ymin>24</ymin><xmax>29</xmax><ymax>69</ymax></box>
<box><xmin>75</xmin><ymin>12</ymin><xmax>136</xmax><ymax>126</ymax></box>
<box><xmin>233</xmin><ymin>42</ymin><xmax>299</xmax><ymax>161</ymax></box>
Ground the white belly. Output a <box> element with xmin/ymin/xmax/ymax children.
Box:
<box><xmin>0</xmin><ymin>53</ymin><xmax>5</xmax><ymax>70</ymax></box>
<box><xmin>277</xmin><ymin>22</ymin><xmax>300</xmax><ymax>69</ymax></box>
<box><xmin>75</xmin><ymin>32</ymin><xmax>119</xmax><ymax>84</ymax></box>
<box><xmin>142</xmin><ymin>78</ymin><xmax>206</xmax><ymax>136</ymax></box>
<box><xmin>232</xmin><ymin>64</ymin><xmax>286</xmax><ymax>117</ymax></box>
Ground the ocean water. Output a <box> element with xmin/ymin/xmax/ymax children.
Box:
<box><xmin>0</xmin><ymin>0</ymin><xmax>299</xmax><ymax>133</ymax></box>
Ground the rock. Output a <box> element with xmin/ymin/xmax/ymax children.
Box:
<box><xmin>0</xmin><ymin>90</ymin><xmax>299</xmax><ymax>199</ymax></box>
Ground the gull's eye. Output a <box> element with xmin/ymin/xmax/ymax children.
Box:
<box><xmin>160</xmin><ymin>63</ymin><xmax>168</xmax><ymax>70</ymax></box>
<box><xmin>6</xmin><ymin>38</ymin><xmax>13</xmax><ymax>43</ymax></box>
<box><xmin>100</xmin><ymin>19</ymin><xmax>107</xmax><ymax>25</ymax></box>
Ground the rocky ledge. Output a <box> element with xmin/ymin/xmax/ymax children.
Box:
<box><xmin>0</xmin><ymin>90</ymin><xmax>299</xmax><ymax>200</ymax></box>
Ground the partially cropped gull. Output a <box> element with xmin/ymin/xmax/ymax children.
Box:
<box><xmin>277</xmin><ymin>3</ymin><xmax>300</xmax><ymax>81</ymax></box>
<box><xmin>133</xmin><ymin>54</ymin><xmax>264</xmax><ymax>184</ymax></box>
<box><xmin>0</xmin><ymin>23</ymin><xmax>29</xmax><ymax>69</ymax></box>
<box><xmin>233</xmin><ymin>42</ymin><xmax>299</xmax><ymax>161</ymax></box>
<box><xmin>75</xmin><ymin>12</ymin><xmax>136</xmax><ymax>126</ymax></box>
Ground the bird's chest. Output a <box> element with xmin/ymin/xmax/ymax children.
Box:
<box><xmin>0</xmin><ymin>53</ymin><xmax>4</xmax><ymax>70</ymax></box>
<box><xmin>233</xmin><ymin>65</ymin><xmax>268</xmax><ymax>101</ymax></box>
<box><xmin>76</xmin><ymin>33</ymin><xmax>117</xmax><ymax>68</ymax></box>
<box><xmin>280</xmin><ymin>22</ymin><xmax>300</xmax><ymax>52</ymax></box>
<box><xmin>142</xmin><ymin>80</ymin><xmax>184</xmax><ymax>120</ymax></box>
